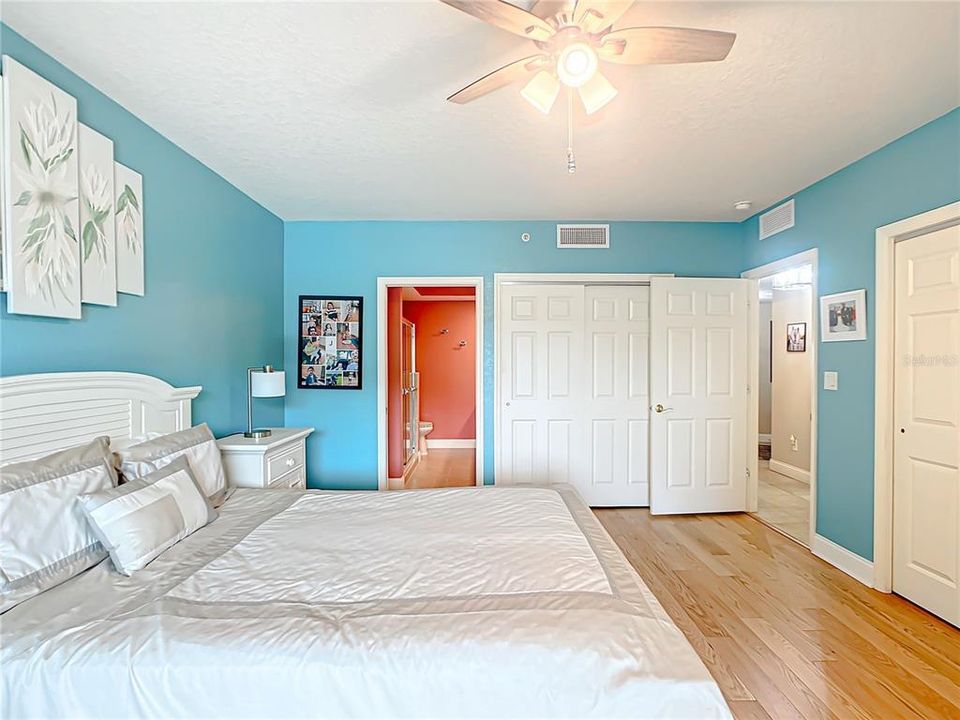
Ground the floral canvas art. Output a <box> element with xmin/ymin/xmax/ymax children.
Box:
<box><xmin>2</xmin><ymin>55</ymin><xmax>81</xmax><ymax>318</ymax></box>
<box><xmin>114</xmin><ymin>161</ymin><xmax>143</xmax><ymax>295</ymax></box>
<box><xmin>78</xmin><ymin>124</ymin><xmax>116</xmax><ymax>306</ymax></box>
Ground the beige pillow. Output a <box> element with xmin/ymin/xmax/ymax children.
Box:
<box><xmin>78</xmin><ymin>456</ymin><xmax>217</xmax><ymax>576</ymax></box>
<box><xmin>0</xmin><ymin>437</ymin><xmax>117</xmax><ymax>613</ymax></box>
<box><xmin>115</xmin><ymin>423</ymin><xmax>226</xmax><ymax>506</ymax></box>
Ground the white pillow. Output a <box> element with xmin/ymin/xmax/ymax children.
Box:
<box><xmin>78</xmin><ymin>456</ymin><xmax>217</xmax><ymax>576</ymax></box>
<box><xmin>0</xmin><ymin>436</ymin><xmax>117</xmax><ymax>613</ymax></box>
<box><xmin>115</xmin><ymin>423</ymin><xmax>226</xmax><ymax>506</ymax></box>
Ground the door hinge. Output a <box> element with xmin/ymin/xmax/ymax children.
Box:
<box><xmin>746</xmin><ymin>384</ymin><xmax>751</xmax><ymax>394</ymax></box>
<box><xmin>746</xmin><ymin>468</ymin><xmax>751</xmax><ymax>479</ymax></box>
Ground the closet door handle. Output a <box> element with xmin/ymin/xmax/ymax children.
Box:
<box><xmin>653</xmin><ymin>404</ymin><xmax>673</xmax><ymax>414</ymax></box>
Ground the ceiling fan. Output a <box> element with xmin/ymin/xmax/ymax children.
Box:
<box><xmin>439</xmin><ymin>0</ymin><xmax>736</xmax><ymax>170</ymax></box>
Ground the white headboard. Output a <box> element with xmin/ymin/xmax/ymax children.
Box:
<box><xmin>0</xmin><ymin>372</ymin><xmax>202</xmax><ymax>465</ymax></box>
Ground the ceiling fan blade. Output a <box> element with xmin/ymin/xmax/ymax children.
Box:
<box><xmin>598</xmin><ymin>27</ymin><xmax>736</xmax><ymax>64</ymax></box>
<box><xmin>439</xmin><ymin>0</ymin><xmax>555</xmax><ymax>41</ymax></box>
<box><xmin>530</xmin><ymin>0</ymin><xmax>574</xmax><ymax>21</ymax></box>
<box><xmin>447</xmin><ymin>55</ymin><xmax>550</xmax><ymax>104</ymax></box>
<box><xmin>572</xmin><ymin>0</ymin><xmax>635</xmax><ymax>32</ymax></box>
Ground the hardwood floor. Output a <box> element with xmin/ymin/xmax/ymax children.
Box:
<box><xmin>404</xmin><ymin>448</ymin><xmax>475</xmax><ymax>489</ymax></box>
<box><xmin>595</xmin><ymin>509</ymin><xmax>960</xmax><ymax>720</ymax></box>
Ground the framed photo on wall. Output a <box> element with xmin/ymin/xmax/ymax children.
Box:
<box><xmin>820</xmin><ymin>289</ymin><xmax>867</xmax><ymax>342</ymax></box>
<box><xmin>298</xmin><ymin>295</ymin><xmax>362</xmax><ymax>389</ymax></box>
<box><xmin>786</xmin><ymin>322</ymin><xmax>807</xmax><ymax>352</ymax></box>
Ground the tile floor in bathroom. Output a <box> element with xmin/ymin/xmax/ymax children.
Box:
<box><xmin>752</xmin><ymin>459</ymin><xmax>810</xmax><ymax>545</ymax></box>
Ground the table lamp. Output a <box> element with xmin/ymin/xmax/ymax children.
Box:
<box><xmin>245</xmin><ymin>365</ymin><xmax>285</xmax><ymax>439</ymax></box>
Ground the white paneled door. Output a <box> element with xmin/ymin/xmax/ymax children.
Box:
<box><xmin>893</xmin><ymin>224</ymin><xmax>960</xmax><ymax>626</ymax></box>
<box><xmin>499</xmin><ymin>284</ymin><xmax>587</xmax><ymax>489</ymax></box>
<box><xmin>584</xmin><ymin>286</ymin><xmax>651</xmax><ymax>505</ymax></box>
<box><xmin>649</xmin><ymin>277</ymin><xmax>751</xmax><ymax>514</ymax></box>
<box><xmin>498</xmin><ymin>282</ymin><xmax>650</xmax><ymax>505</ymax></box>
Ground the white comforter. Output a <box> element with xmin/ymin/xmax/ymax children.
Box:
<box><xmin>2</xmin><ymin>486</ymin><xmax>731</xmax><ymax>719</ymax></box>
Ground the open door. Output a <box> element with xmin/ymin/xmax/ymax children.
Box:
<box><xmin>649</xmin><ymin>277</ymin><xmax>752</xmax><ymax>514</ymax></box>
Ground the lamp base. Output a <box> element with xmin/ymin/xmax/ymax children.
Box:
<box><xmin>243</xmin><ymin>429</ymin><xmax>273</xmax><ymax>439</ymax></box>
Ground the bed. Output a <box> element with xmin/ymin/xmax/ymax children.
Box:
<box><xmin>0</xmin><ymin>372</ymin><xmax>731</xmax><ymax>719</ymax></box>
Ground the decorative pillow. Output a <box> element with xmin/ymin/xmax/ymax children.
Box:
<box><xmin>78</xmin><ymin>456</ymin><xmax>217</xmax><ymax>576</ymax></box>
<box><xmin>0</xmin><ymin>436</ymin><xmax>118</xmax><ymax>613</ymax></box>
<box><xmin>110</xmin><ymin>432</ymin><xmax>163</xmax><ymax>451</ymax></box>
<box><xmin>115</xmin><ymin>423</ymin><xmax>226</xmax><ymax>506</ymax></box>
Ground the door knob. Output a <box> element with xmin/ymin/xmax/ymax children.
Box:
<box><xmin>654</xmin><ymin>403</ymin><xmax>673</xmax><ymax>413</ymax></box>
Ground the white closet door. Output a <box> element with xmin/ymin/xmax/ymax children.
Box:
<box><xmin>649</xmin><ymin>277</ymin><xmax>750</xmax><ymax>514</ymax></box>
<box><xmin>583</xmin><ymin>286</ymin><xmax>651</xmax><ymax>506</ymax></box>
<box><xmin>498</xmin><ymin>284</ymin><xmax>586</xmax><ymax>487</ymax></box>
<box><xmin>893</xmin><ymin>224</ymin><xmax>960</xmax><ymax>626</ymax></box>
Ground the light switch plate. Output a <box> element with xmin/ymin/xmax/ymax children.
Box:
<box><xmin>824</xmin><ymin>371</ymin><xmax>838</xmax><ymax>391</ymax></box>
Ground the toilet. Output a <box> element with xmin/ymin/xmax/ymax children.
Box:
<box><xmin>418</xmin><ymin>422</ymin><xmax>433</xmax><ymax>456</ymax></box>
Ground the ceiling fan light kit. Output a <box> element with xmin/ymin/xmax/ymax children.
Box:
<box><xmin>440</xmin><ymin>0</ymin><xmax>736</xmax><ymax>172</ymax></box>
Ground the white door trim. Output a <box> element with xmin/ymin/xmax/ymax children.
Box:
<box><xmin>376</xmin><ymin>276</ymin><xmax>485</xmax><ymax>491</ymax></box>
<box><xmin>742</xmin><ymin>248</ymin><xmax>819</xmax><ymax>544</ymax></box>
<box><xmin>874</xmin><ymin>201</ymin><xmax>960</xmax><ymax>592</ymax></box>
<box><xmin>493</xmin><ymin>273</ymin><xmax>670</xmax><ymax>487</ymax></box>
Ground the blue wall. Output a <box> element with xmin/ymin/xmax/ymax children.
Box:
<box><xmin>284</xmin><ymin>221</ymin><xmax>744</xmax><ymax>490</ymax></box>
<box><xmin>0</xmin><ymin>26</ymin><xmax>285</xmax><ymax>436</ymax></box>
<box><xmin>5</xmin><ymin>23</ymin><xmax>957</xmax><ymax>563</ymax></box>
<box><xmin>740</xmin><ymin>108</ymin><xmax>960</xmax><ymax>560</ymax></box>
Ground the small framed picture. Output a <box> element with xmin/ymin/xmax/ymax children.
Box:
<box><xmin>786</xmin><ymin>322</ymin><xmax>807</xmax><ymax>352</ymax></box>
<box><xmin>820</xmin><ymin>289</ymin><xmax>866</xmax><ymax>342</ymax></box>
<box><xmin>298</xmin><ymin>295</ymin><xmax>363</xmax><ymax>389</ymax></box>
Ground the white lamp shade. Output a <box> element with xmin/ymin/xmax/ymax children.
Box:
<box><xmin>521</xmin><ymin>71</ymin><xmax>560</xmax><ymax>115</ymax></box>
<box><xmin>251</xmin><ymin>370</ymin><xmax>286</xmax><ymax>398</ymax></box>
<box><xmin>578</xmin><ymin>70</ymin><xmax>618</xmax><ymax>115</ymax></box>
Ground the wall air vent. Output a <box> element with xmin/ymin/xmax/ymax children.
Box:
<box><xmin>759</xmin><ymin>199</ymin><xmax>795</xmax><ymax>240</ymax></box>
<box><xmin>557</xmin><ymin>224</ymin><xmax>610</xmax><ymax>249</ymax></box>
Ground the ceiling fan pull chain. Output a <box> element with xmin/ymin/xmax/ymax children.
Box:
<box><xmin>566</xmin><ymin>88</ymin><xmax>576</xmax><ymax>174</ymax></box>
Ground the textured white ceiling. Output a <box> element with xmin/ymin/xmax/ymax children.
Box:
<box><xmin>4</xmin><ymin>2</ymin><xmax>958</xmax><ymax>221</ymax></box>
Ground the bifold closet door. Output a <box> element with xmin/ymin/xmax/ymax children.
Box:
<box><xmin>649</xmin><ymin>277</ymin><xmax>750</xmax><ymax>515</ymax></box>
<box><xmin>893</xmin><ymin>224</ymin><xmax>960</xmax><ymax>627</ymax></box>
<box><xmin>498</xmin><ymin>282</ymin><xmax>651</xmax><ymax>506</ymax></box>
<box><xmin>498</xmin><ymin>284</ymin><xmax>587</xmax><ymax>488</ymax></box>
<box><xmin>583</xmin><ymin>286</ymin><xmax>651</xmax><ymax>506</ymax></box>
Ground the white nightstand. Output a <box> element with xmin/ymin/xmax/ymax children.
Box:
<box><xmin>217</xmin><ymin>428</ymin><xmax>314</xmax><ymax>489</ymax></box>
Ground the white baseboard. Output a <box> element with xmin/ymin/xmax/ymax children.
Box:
<box><xmin>769</xmin><ymin>458</ymin><xmax>810</xmax><ymax>484</ymax></box>
<box><xmin>812</xmin><ymin>534</ymin><xmax>874</xmax><ymax>587</ymax></box>
<box><xmin>426</xmin><ymin>439</ymin><xmax>476</xmax><ymax>449</ymax></box>
<box><xmin>758</xmin><ymin>433</ymin><xmax>771</xmax><ymax>444</ymax></box>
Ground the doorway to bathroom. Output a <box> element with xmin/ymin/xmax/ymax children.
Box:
<box><xmin>376</xmin><ymin>277</ymin><xmax>484</xmax><ymax>491</ymax></box>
